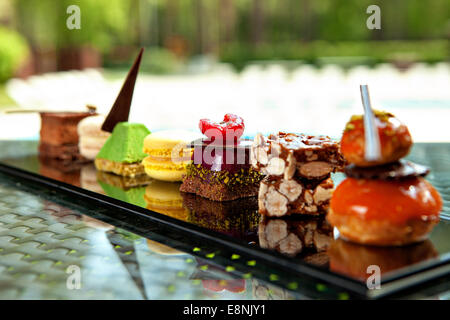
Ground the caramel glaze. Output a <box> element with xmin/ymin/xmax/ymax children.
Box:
<box><xmin>330</xmin><ymin>177</ymin><xmax>442</xmax><ymax>225</ymax></box>
<box><xmin>341</xmin><ymin>111</ymin><xmax>412</xmax><ymax>166</ymax></box>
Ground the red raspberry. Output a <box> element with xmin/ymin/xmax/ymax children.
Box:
<box><xmin>199</xmin><ymin>113</ymin><xmax>245</xmax><ymax>143</ymax></box>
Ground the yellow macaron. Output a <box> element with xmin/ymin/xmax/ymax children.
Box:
<box><xmin>142</xmin><ymin>130</ymin><xmax>202</xmax><ymax>182</ymax></box>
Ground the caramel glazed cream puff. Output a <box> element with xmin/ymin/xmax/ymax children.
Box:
<box><xmin>328</xmin><ymin>110</ymin><xmax>442</xmax><ymax>246</ymax></box>
<box><xmin>142</xmin><ymin>130</ymin><xmax>203</xmax><ymax>182</ymax></box>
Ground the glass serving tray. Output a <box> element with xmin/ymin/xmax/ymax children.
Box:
<box><xmin>0</xmin><ymin>140</ymin><xmax>449</xmax><ymax>299</ymax></box>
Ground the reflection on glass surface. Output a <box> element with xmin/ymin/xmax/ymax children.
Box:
<box><xmin>97</xmin><ymin>170</ymin><xmax>152</xmax><ymax>190</ymax></box>
<box><xmin>146</xmin><ymin>238</ymin><xmax>184</xmax><ymax>255</ymax></box>
<box><xmin>252</xmin><ymin>279</ymin><xmax>294</xmax><ymax>300</ymax></box>
<box><xmin>258</xmin><ymin>215</ymin><xmax>332</xmax><ymax>267</ymax></box>
<box><xmin>144</xmin><ymin>180</ymin><xmax>188</xmax><ymax>220</ymax></box>
<box><xmin>256</xmin><ymin>214</ymin><xmax>449</xmax><ymax>279</ymax></box>
<box><xmin>96</xmin><ymin>171</ymin><xmax>149</xmax><ymax>208</ymax></box>
<box><xmin>141</xmin><ymin>177</ymin><xmax>261</xmax><ymax>241</ymax></box>
<box><xmin>181</xmin><ymin>192</ymin><xmax>259</xmax><ymax>240</ymax></box>
<box><xmin>328</xmin><ymin>239</ymin><xmax>438</xmax><ymax>280</ymax></box>
<box><xmin>0</xmin><ymin>174</ymin><xmax>294</xmax><ymax>299</ymax></box>
<box><xmin>81</xmin><ymin>163</ymin><xmax>105</xmax><ymax>194</ymax></box>
<box><xmin>190</xmin><ymin>260</ymin><xmax>250</xmax><ymax>299</ymax></box>
<box><xmin>39</xmin><ymin>156</ymin><xmax>84</xmax><ymax>187</ymax></box>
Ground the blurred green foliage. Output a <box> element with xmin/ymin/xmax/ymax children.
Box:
<box><xmin>4</xmin><ymin>0</ymin><xmax>450</xmax><ymax>73</ymax></box>
<box><xmin>0</xmin><ymin>26</ymin><xmax>30</xmax><ymax>82</ymax></box>
<box><xmin>150</xmin><ymin>0</ymin><xmax>449</xmax><ymax>47</ymax></box>
<box><xmin>104</xmin><ymin>47</ymin><xmax>182</xmax><ymax>74</ymax></box>
<box><xmin>221</xmin><ymin>40</ymin><xmax>449</xmax><ymax>70</ymax></box>
<box><xmin>11</xmin><ymin>0</ymin><xmax>450</xmax><ymax>51</ymax></box>
<box><xmin>14</xmin><ymin>0</ymin><xmax>134</xmax><ymax>51</ymax></box>
<box><xmin>150</xmin><ymin>0</ymin><xmax>450</xmax><ymax>68</ymax></box>
<box><xmin>140</xmin><ymin>48</ymin><xmax>182</xmax><ymax>74</ymax></box>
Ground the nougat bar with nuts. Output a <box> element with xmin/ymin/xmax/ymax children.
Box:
<box><xmin>258</xmin><ymin>216</ymin><xmax>333</xmax><ymax>257</ymax></box>
<box><xmin>251</xmin><ymin>132</ymin><xmax>345</xmax><ymax>180</ymax></box>
<box><xmin>258</xmin><ymin>176</ymin><xmax>334</xmax><ymax>217</ymax></box>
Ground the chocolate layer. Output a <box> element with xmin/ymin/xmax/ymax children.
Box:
<box><xmin>180</xmin><ymin>163</ymin><xmax>262</xmax><ymax>201</ymax></box>
<box><xmin>102</xmin><ymin>49</ymin><xmax>144</xmax><ymax>132</ymax></box>
<box><xmin>39</xmin><ymin>111</ymin><xmax>95</xmax><ymax>160</ymax></box>
<box><xmin>40</xmin><ymin>111</ymin><xmax>94</xmax><ymax>146</ymax></box>
<box><xmin>180</xmin><ymin>174</ymin><xmax>260</xmax><ymax>201</ymax></box>
<box><xmin>344</xmin><ymin>159</ymin><xmax>429</xmax><ymax>180</ymax></box>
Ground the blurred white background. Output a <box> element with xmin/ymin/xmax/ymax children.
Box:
<box><xmin>0</xmin><ymin>62</ymin><xmax>449</xmax><ymax>142</ymax></box>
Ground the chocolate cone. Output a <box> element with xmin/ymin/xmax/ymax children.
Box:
<box><xmin>102</xmin><ymin>48</ymin><xmax>144</xmax><ymax>132</ymax></box>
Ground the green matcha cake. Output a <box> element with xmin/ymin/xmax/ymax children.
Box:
<box><xmin>95</xmin><ymin>122</ymin><xmax>150</xmax><ymax>177</ymax></box>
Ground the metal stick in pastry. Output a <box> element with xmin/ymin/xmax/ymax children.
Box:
<box><xmin>360</xmin><ymin>84</ymin><xmax>381</xmax><ymax>162</ymax></box>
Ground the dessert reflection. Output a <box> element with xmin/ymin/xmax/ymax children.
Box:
<box><xmin>328</xmin><ymin>238</ymin><xmax>438</xmax><ymax>280</ymax></box>
<box><xmin>182</xmin><ymin>193</ymin><xmax>259</xmax><ymax>240</ymax></box>
<box><xmin>81</xmin><ymin>163</ymin><xmax>105</xmax><ymax>194</ymax></box>
<box><xmin>144</xmin><ymin>180</ymin><xmax>189</xmax><ymax>220</ymax></box>
<box><xmin>252</xmin><ymin>279</ymin><xmax>293</xmax><ymax>300</ymax></box>
<box><xmin>258</xmin><ymin>215</ymin><xmax>333</xmax><ymax>267</ymax></box>
<box><xmin>257</xmin><ymin>214</ymin><xmax>438</xmax><ymax>278</ymax></box>
<box><xmin>145</xmin><ymin>236</ymin><xmax>253</xmax><ymax>299</ymax></box>
<box><xmin>146</xmin><ymin>238</ymin><xmax>184</xmax><ymax>255</ymax></box>
<box><xmin>81</xmin><ymin>160</ymin><xmax>260</xmax><ymax>241</ymax></box>
<box><xmin>143</xmin><ymin>176</ymin><xmax>260</xmax><ymax>239</ymax></box>
<box><xmin>192</xmin><ymin>259</ymin><xmax>247</xmax><ymax>297</ymax></box>
<box><xmin>38</xmin><ymin>155</ymin><xmax>83</xmax><ymax>186</ymax></box>
<box><xmin>36</xmin><ymin>157</ymin><xmax>440</xmax><ymax>284</ymax></box>
<box><xmin>96</xmin><ymin>170</ymin><xmax>150</xmax><ymax>208</ymax></box>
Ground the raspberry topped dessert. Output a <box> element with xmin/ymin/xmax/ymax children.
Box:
<box><xmin>198</xmin><ymin>113</ymin><xmax>245</xmax><ymax>143</ymax></box>
<box><xmin>180</xmin><ymin>114</ymin><xmax>262</xmax><ymax>201</ymax></box>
